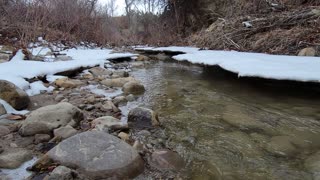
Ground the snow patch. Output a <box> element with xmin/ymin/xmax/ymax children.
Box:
<box><xmin>0</xmin><ymin>99</ymin><xmax>29</xmax><ymax>115</ymax></box>
<box><xmin>26</xmin><ymin>81</ymin><xmax>54</xmax><ymax>96</ymax></box>
<box><xmin>81</xmin><ymin>85</ymin><xmax>122</xmax><ymax>100</ymax></box>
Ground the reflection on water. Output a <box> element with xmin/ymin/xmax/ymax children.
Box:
<box><xmin>131</xmin><ymin>61</ymin><xmax>320</xmax><ymax>180</ymax></box>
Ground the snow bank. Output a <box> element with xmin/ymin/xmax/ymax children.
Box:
<box><xmin>174</xmin><ymin>50</ymin><xmax>320</xmax><ymax>82</ymax></box>
<box><xmin>0</xmin><ymin>48</ymin><xmax>137</xmax><ymax>94</ymax></box>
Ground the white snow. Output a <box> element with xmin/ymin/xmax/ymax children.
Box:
<box><xmin>173</xmin><ymin>50</ymin><xmax>320</xmax><ymax>82</ymax></box>
<box><xmin>0</xmin><ymin>99</ymin><xmax>29</xmax><ymax>115</ymax></box>
<box><xmin>10</xmin><ymin>50</ymin><xmax>25</xmax><ymax>62</ymax></box>
<box><xmin>25</xmin><ymin>81</ymin><xmax>54</xmax><ymax>96</ymax></box>
<box><xmin>0</xmin><ymin>48</ymin><xmax>137</xmax><ymax>95</ymax></box>
<box><xmin>46</xmin><ymin>75</ymin><xmax>66</xmax><ymax>83</ymax></box>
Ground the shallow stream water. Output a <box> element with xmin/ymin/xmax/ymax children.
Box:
<box><xmin>130</xmin><ymin>60</ymin><xmax>320</xmax><ymax>180</ymax></box>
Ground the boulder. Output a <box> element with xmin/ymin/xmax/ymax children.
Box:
<box><xmin>305</xmin><ymin>151</ymin><xmax>320</xmax><ymax>178</ymax></box>
<box><xmin>128</xmin><ymin>107</ymin><xmax>160</xmax><ymax>129</ymax></box>
<box><xmin>46</xmin><ymin>131</ymin><xmax>144</xmax><ymax>179</ymax></box>
<box><xmin>0</xmin><ymin>148</ymin><xmax>32</xmax><ymax>169</ymax></box>
<box><xmin>92</xmin><ymin>116</ymin><xmax>126</xmax><ymax>132</ymax></box>
<box><xmin>126</xmin><ymin>94</ymin><xmax>135</xmax><ymax>102</ymax></box>
<box><xmin>0</xmin><ymin>104</ymin><xmax>6</xmax><ymax>116</ymax></box>
<box><xmin>265</xmin><ymin>136</ymin><xmax>297</xmax><ymax>157</ymax></box>
<box><xmin>100</xmin><ymin>77</ymin><xmax>135</xmax><ymax>87</ymax></box>
<box><xmin>0</xmin><ymin>80</ymin><xmax>30</xmax><ymax>110</ymax></box>
<box><xmin>89</xmin><ymin>67</ymin><xmax>112</xmax><ymax>77</ymax></box>
<box><xmin>298</xmin><ymin>47</ymin><xmax>316</xmax><ymax>56</ymax></box>
<box><xmin>150</xmin><ymin>149</ymin><xmax>185</xmax><ymax>171</ymax></box>
<box><xmin>122</xmin><ymin>81</ymin><xmax>145</xmax><ymax>95</ymax></box>
<box><xmin>0</xmin><ymin>125</ymin><xmax>10</xmax><ymax>137</ymax></box>
<box><xmin>44</xmin><ymin>166</ymin><xmax>74</xmax><ymax>180</ymax></box>
<box><xmin>54</xmin><ymin>78</ymin><xmax>83</xmax><ymax>88</ymax></box>
<box><xmin>54</xmin><ymin>125</ymin><xmax>77</xmax><ymax>139</ymax></box>
<box><xmin>118</xmin><ymin>132</ymin><xmax>130</xmax><ymax>142</ymax></box>
<box><xmin>112</xmin><ymin>70</ymin><xmax>129</xmax><ymax>78</ymax></box>
<box><xmin>19</xmin><ymin>102</ymin><xmax>83</xmax><ymax>136</ymax></box>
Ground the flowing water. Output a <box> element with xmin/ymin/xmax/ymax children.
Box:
<box><xmin>129</xmin><ymin>60</ymin><xmax>320</xmax><ymax>180</ymax></box>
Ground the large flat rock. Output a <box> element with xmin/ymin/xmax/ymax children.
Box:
<box><xmin>46</xmin><ymin>131</ymin><xmax>144</xmax><ymax>179</ymax></box>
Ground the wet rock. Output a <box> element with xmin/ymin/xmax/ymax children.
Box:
<box><xmin>131</xmin><ymin>62</ymin><xmax>144</xmax><ymax>68</ymax></box>
<box><xmin>100</xmin><ymin>77</ymin><xmax>135</xmax><ymax>87</ymax></box>
<box><xmin>101</xmin><ymin>101</ymin><xmax>119</xmax><ymax>112</ymax></box>
<box><xmin>92</xmin><ymin>116</ymin><xmax>126</xmax><ymax>132</ymax></box>
<box><xmin>84</xmin><ymin>105</ymin><xmax>95</xmax><ymax>111</ymax></box>
<box><xmin>112</xmin><ymin>96</ymin><xmax>127</xmax><ymax>106</ymax></box>
<box><xmin>133</xmin><ymin>141</ymin><xmax>144</xmax><ymax>153</ymax></box>
<box><xmin>150</xmin><ymin>149</ymin><xmax>185</xmax><ymax>171</ymax></box>
<box><xmin>89</xmin><ymin>67</ymin><xmax>112</xmax><ymax>77</ymax></box>
<box><xmin>126</xmin><ymin>94</ymin><xmax>135</xmax><ymax>102</ymax></box>
<box><xmin>34</xmin><ymin>134</ymin><xmax>51</xmax><ymax>144</ymax></box>
<box><xmin>0</xmin><ymin>80</ymin><xmax>30</xmax><ymax>110</ymax></box>
<box><xmin>0</xmin><ymin>148</ymin><xmax>32</xmax><ymax>169</ymax></box>
<box><xmin>0</xmin><ymin>104</ymin><xmax>6</xmax><ymax>116</ymax></box>
<box><xmin>0</xmin><ymin>125</ymin><xmax>10</xmax><ymax>137</ymax></box>
<box><xmin>152</xmin><ymin>53</ymin><xmax>172</xmax><ymax>61</ymax></box>
<box><xmin>46</xmin><ymin>131</ymin><xmax>144</xmax><ymax>179</ymax></box>
<box><xmin>265</xmin><ymin>136</ymin><xmax>297</xmax><ymax>157</ymax></box>
<box><xmin>19</xmin><ymin>102</ymin><xmax>83</xmax><ymax>136</ymax></box>
<box><xmin>118</xmin><ymin>132</ymin><xmax>130</xmax><ymax>142</ymax></box>
<box><xmin>298</xmin><ymin>47</ymin><xmax>316</xmax><ymax>56</ymax></box>
<box><xmin>122</xmin><ymin>81</ymin><xmax>145</xmax><ymax>95</ymax></box>
<box><xmin>44</xmin><ymin>166</ymin><xmax>74</xmax><ymax>180</ymax></box>
<box><xmin>305</xmin><ymin>151</ymin><xmax>320</xmax><ymax>178</ymax></box>
<box><xmin>85</xmin><ymin>95</ymin><xmax>96</xmax><ymax>104</ymax></box>
<box><xmin>136</xmin><ymin>55</ymin><xmax>150</xmax><ymax>61</ymax></box>
<box><xmin>54</xmin><ymin>125</ymin><xmax>77</xmax><ymax>139</ymax></box>
<box><xmin>54</xmin><ymin>78</ymin><xmax>83</xmax><ymax>88</ymax></box>
<box><xmin>128</xmin><ymin>107</ymin><xmax>160</xmax><ymax>129</ymax></box>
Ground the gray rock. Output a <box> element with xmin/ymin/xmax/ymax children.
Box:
<box><xmin>89</xmin><ymin>67</ymin><xmax>112</xmax><ymax>77</ymax></box>
<box><xmin>54</xmin><ymin>125</ymin><xmax>77</xmax><ymax>139</ymax></box>
<box><xmin>0</xmin><ymin>148</ymin><xmax>32</xmax><ymax>169</ymax></box>
<box><xmin>0</xmin><ymin>125</ymin><xmax>10</xmax><ymax>137</ymax></box>
<box><xmin>150</xmin><ymin>149</ymin><xmax>185</xmax><ymax>171</ymax></box>
<box><xmin>44</xmin><ymin>166</ymin><xmax>74</xmax><ymax>180</ymax></box>
<box><xmin>265</xmin><ymin>136</ymin><xmax>297</xmax><ymax>157</ymax></box>
<box><xmin>100</xmin><ymin>77</ymin><xmax>135</xmax><ymax>87</ymax></box>
<box><xmin>54</xmin><ymin>94</ymin><xmax>65</xmax><ymax>102</ymax></box>
<box><xmin>122</xmin><ymin>81</ymin><xmax>145</xmax><ymax>95</ymax></box>
<box><xmin>126</xmin><ymin>94</ymin><xmax>135</xmax><ymax>102</ymax></box>
<box><xmin>46</xmin><ymin>131</ymin><xmax>144</xmax><ymax>179</ymax></box>
<box><xmin>0</xmin><ymin>103</ymin><xmax>6</xmax><ymax>116</ymax></box>
<box><xmin>112</xmin><ymin>70</ymin><xmax>129</xmax><ymax>78</ymax></box>
<box><xmin>19</xmin><ymin>102</ymin><xmax>83</xmax><ymax>136</ymax></box>
<box><xmin>92</xmin><ymin>116</ymin><xmax>126</xmax><ymax>132</ymax></box>
<box><xmin>101</xmin><ymin>101</ymin><xmax>119</xmax><ymax>112</ymax></box>
<box><xmin>298</xmin><ymin>47</ymin><xmax>316</xmax><ymax>57</ymax></box>
<box><xmin>305</xmin><ymin>151</ymin><xmax>320</xmax><ymax>180</ymax></box>
<box><xmin>0</xmin><ymin>80</ymin><xmax>30</xmax><ymax>110</ymax></box>
<box><xmin>128</xmin><ymin>107</ymin><xmax>160</xmax><ymax>129</ymax></box>
<box><xmin>34</xmin><ymin>134</ymin><xmax>51</xmax><ymax>144</ymax></box>
<box><xmin>112</xmin><ymin>96</ymin><xmax>127</xmax><ymax>106</ymax></box>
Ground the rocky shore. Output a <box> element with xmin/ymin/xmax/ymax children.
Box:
<box><xmin>0</xmin><ymin>50</ymin><xmax>185</xmax><ymax>179</ymax></box>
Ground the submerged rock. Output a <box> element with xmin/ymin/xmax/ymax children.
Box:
<box><xmin>19</xmin><ymin>102</ymin><xmax>83</xmax><ymax>136</ymax></box>
<box><xmin>150</xmin><ymin>149</ymin><xmax>185</xmax><ymax>171</ymax></box>
<box><xmin>136</xmin><ymin>55</ymin><xmax>150</xmax><ymax>61</ymax></box>
<box><xmin>112</xmin><ymin>96</ymin><xmax>127</xmax><ymax>106</ymax></box>
<box><xmin>122</xmin><ymin>81</ymin><xmax>145</xmax><ymax>95</ymax></box>
<box><xmin>0</xmin><ymin>80</ymin><xmax>30</xmax><ymax>110</ymax></box>
<box><xmin>128</xmin><ymin>107</ymin><xmax>160</xmax><ymax>129</ymax></box>
<box><xmin>0</xmin><ymin>148</ymin><xmax>32</xmax><ymax>169</ymax></box>
<box><xmin>265</xmin><ymin>136</ymin><xmax>297</xmax><ymax>157</ymax></box>
<box><xmin>45</xmin><ymin>131</ymin><xmax>144</xmax><ymax>179</ymax></box>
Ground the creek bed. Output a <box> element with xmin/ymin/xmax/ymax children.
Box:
<box><xmin>129</xmin><ymin>60</ymin><xmax>320</xmax><ymax>179</ymax></box>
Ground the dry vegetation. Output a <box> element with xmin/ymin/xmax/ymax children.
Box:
<box><xmin>0</xmin><ymin>0</ymin><xmax>319</xmax><ymax>55</ymax></box>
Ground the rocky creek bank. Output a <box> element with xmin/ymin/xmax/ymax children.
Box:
<box><xmin>0</xmin><ymin>53</ymin><xmax>185</xmax><ymax>179</ymax></box>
